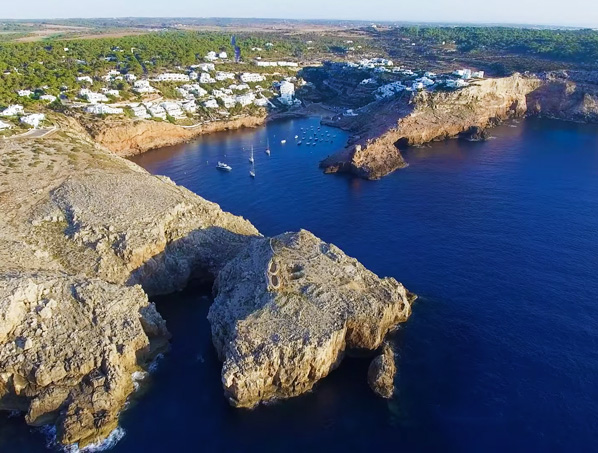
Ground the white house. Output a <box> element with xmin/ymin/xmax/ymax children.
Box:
<box><xmin>0</xmin><ymin>105</ymin><xmax>24</xmax><ymax>116</ymax></box>
<box><xmin>181</xmin><ymin>84</ymin><xmax>208</xmax><ymax>97</ymax></box>
<box><xmin>131</xmin><ymin>105</ymin><xmax>150</xmax><ymax>119</ymax></box>
<box><xmin>0</xmin><ymin>120</ymin><xmax>13</xmax><ymax>130</ymax></box>
<box><xmin>148</xmin><ymin>105</ymin><xmax>167</xmax><ymax>119</ymax></box>
<box><xmin>39</xmin><ymin>94</ymin><xmax>57</xmax><ymax>102</ymax></box>
<box><xmin>472</xmin><ymin>71</ymin><xmax>485</xmax><ymax>79</ymax></box>
<box><xmin>205</xmin><ymin>51</ymin><xmax>218</xmax><ymax>62</ymax></box>
<box><xmin>182</xmin><ymin>100</ymin><xmax>197</xmax><ymax>113</ymax></box>
<box><xmin>199</xmin><ymin>73</ymin><xmax>216</xmax><ymax>84</ymax></box>
<box><xmin>253</xmin><ymin>97</ymin><xmax>268</xmax><ymax>107</ymax></box>
<box><xmin>83</xmin><ymin>91</ymin><xmax>109</xmax><ymax>103</ymax></box>
<box><xmin>375</xmin><ymin>82</ymin><xmax>406</xmax><ymax>99</ymax></box>
<box><xmin>197</xmin><ymin>63</ymin><xmax>215</xmax><ymax>72</ymax></box>
<box><xmin>221</xmin><ymin>96</ymin><xmax>237</xmax><ymax>109</ymax></box>
<box><xmin>255</xmin><ymin>61</ymin><xmax>278</xmax><ymax>67</ymax></box>
<box><xmin>17</xmin><ymin>90</ymin><xmax>32</xmax><ymax>97</ymax></box>
<box><xmin>155</xmin><ymin>73</ymin><xmax>190</xmax><ymax>82</ymax></box>
<box><xmin>229</xmin><ymin>83</ymin><xmax>250</xmax><ymax>91</ymax></box>
<box><xmin>77</xmin><ymin>76</ymin><xmax>93</xmax><ymax>84</ymax></box>
<box><xmin>133</xmin><ymin>80</ymin><xmax>156</xmax><ymax>94</ymax></box>
<box><xmin>160</xmin><ymin>102</ymin><xmax>184</xmax><ymax>118</ymax></box>
<box><xmin>236</xmin><ymin>92</ymin><xmax>256</xmax><ymax>107</ymax></box>
<box><xmin>240</xmin><ymin>73</ymin><xmax>266</xmax><ymax>83</ymax></box>
<box><xmin>279</xmin><ymin>81</ymin><xmax>295</xmax><ymax>105</ymax></box>
<box><xmin>125</xmin><ymin>73</ymin><xmax>137</xmax><ymax>83</ymax></box>
<box><xmin>453</xmin><ymin>69</ymin><xmax>472</xmax><ymax>80</ymax></box>
<box><xmin>20</xmin><ymin>113</ymin><xmax>45</xmax><ymax>128</ymax></box>
<box><xmin>203</xmin><ymin>99</ymin><xmax>219</xmax><ymax>109</ymax></box>
<box><xmin>277</xmin><ymin>61</ymin><xmax>299</xmax><ymax>67</ymax></box>
<box><xmin>215</xmin><ymin>71</ymin><xmax>235</xmax><ymax>81</ymax></box>
<box><xmin>86</xmin><ymin>104</ymin><xmax>123</xmax><ymax>115</ymax></box>
<box><xmin>218</xmin><ymin>51</ymin><xmax>228</xmax><ymax>59</ymax></box>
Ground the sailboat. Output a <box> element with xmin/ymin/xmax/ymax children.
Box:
<box><xmin>249</xmin><ymin>146</ymin><xmax>254</xmax><ymax>164</ymax></box>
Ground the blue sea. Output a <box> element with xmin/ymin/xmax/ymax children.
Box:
<box><xmin>3</xmin><ymin>117</ymin><xmax>597</xmax><ymax>451</ymax></box>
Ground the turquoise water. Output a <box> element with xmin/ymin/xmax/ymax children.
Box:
<box><xmin>3</xmin><ymin>117</ymin><xmax>598</xmax><ymax>451</ymax></box>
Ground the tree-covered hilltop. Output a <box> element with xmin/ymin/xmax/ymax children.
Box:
<box><xmin>384</xmin><ymin>27</ymin><xmax>598</xmax><ymax>62</ymax></box>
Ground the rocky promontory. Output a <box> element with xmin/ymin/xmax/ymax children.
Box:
<box><xmin>321</xmin><ymin>71</ymin><xmax>598</xmax><ymax>180</ymax></box>
<box><xmin>208</xmin><ymin>230</ymin><xmax>414</xmax><ymax>408</ymax></box>
<box><xmin>321</xmin><ymin>73</ymin><xmax>542</xmax><ymax>179</ymax></box>
<box><xmin>79</xmin><ymin>114</ymin><xmax>266</xmax><ymax>157</ymax></box>
<box><xmin>1</xmin><ymin>116</ymin><xmax>414</xmax><ymax>447</ymax></box>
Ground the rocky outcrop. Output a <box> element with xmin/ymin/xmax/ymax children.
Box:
<box><xmin>527</xmin><ymin>71</ymin><xmax>598</xmax><ymax>123</ymax></box>
<box><xmin>322</xmin><ymin>74</ymin><xmax>543</xmax><ymax>179</ymax></box>
<box><xmin>208</xmin><ymin>230</ymin><xmax>413</xmax><ymax>408</ymax></box>
<box><xmin>368</xmin><ymin>343</ymin><xmax>396</xmax><ymax>399</ymax></box>
<box><xmin>80</xmin><ymin>115</ymin><xmax>266</xmax><ymax>157</ymax></box>
<box><xmin>1</xmin><ymin>121</ymin><xmax>414</xmax><ymax>447</ymax></box>
<box><xmin>0</xmin><ymin>272</ymin><xmax>169</xmax><ymax>447</ymax></box>
<box><xmin>0</xmin><ymin>128</ymin><xmax>258</xmax><ymax>446</ymax></box>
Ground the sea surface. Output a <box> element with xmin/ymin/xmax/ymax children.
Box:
<box><xmin>3</xmin><ymin>117</ymin><xmax>598</xmax><ymax>452</ymax></box>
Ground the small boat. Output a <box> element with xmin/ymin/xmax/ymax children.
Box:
<box><xmin>281</xmin><ymin>140</ymin><xmax>286</xmax><ymax>144</ymax></box>
<box><xmin>265</xmin><ymin>139</ymin><xmax>271</xmax><ymax>155</ymax></box>
<box><xmin>295</xmin><ymin>135</ymin><xmax>299</xmax><ymax>139</ymax></box>
<box><xmin>249</xmin><ymin>146</ymin><xmax>254</xmax><ymax>164</ymax></box>
<box><xmin>216</xmin><ymin>162</ymin><xmax>232</xmax><ymax>171</ymax></box>
<box><xmin>297</xmin><ymin>141</ymin><xmax>302</xmax><ymax>145</ymax></box>
<box><xmin>306</xmin><ymin>142</ymin><xmax>311</xmax><ymax>146</ymax></box>
<box><xmin>250</xmin><ymin>170</ymin><xmax>255</xmax><ymax>178</ymax></box>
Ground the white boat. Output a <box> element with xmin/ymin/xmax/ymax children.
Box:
<box><xmin>250</xmin><ymin>170</ymin><xmax>255</xmax><ymax>178</ymax></box>
<box><xmin>265</xmin><ymin>139</ymin><xmax>271</xmax><ymax>155</ymax></box>
<box><xmin>281</xmin><ymin>139</ymin><xmax>287</xmax><ymax>144</ymax></box>
<box><xmin>249</xmin><ymin>146</ymin><xmax>254</xmax><ymax>164</ymax></box>
<box><xmin>295</xmin><ymin>135</ymin><xmax>299</xmax><ymax>139</ymax></box>
<box><xmin>216</xmin><ymin>162</ymin><xmax>232</xmax><ymax>171</ymax></box>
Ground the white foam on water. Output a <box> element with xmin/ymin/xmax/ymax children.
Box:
<box><xmin>39</xmin><ymin>425</ymin><xmax>125</xmax><ymax>452</ymax></box>
<box><xmin>131</xmin><ymin>370</ymin><xmax>149</xmax><ymax>391</ymax></box>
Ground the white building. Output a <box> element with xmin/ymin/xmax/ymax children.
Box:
<box><xmin>453</xmin><ymin>69</ymin><xmax>472</xmax><ymax>80</ymax></box>
<box><xmin>20</xmin><ymin>113</ymin><xmax>45</xmax><ymax>128</ymax></box>
<box><xmin>77</xmin><ymin>76</ymin><xmax>93</xmax><ymax>84</ymax></box>
<box><xmin>240</xmin><ymin>73</ymin><xmax>266</xmax><ymax>83</ymax></box>
<box><xmin>17</xmin><ymin>90</ymin><xmax>32</xmax><ymax>97</ymax></box>
<box><xmin>131</xmin><ymin>104</ymin><xmax>150</xmax><ymax>119</ymax></box>
<box><xmin>160</xmin><ymin>102</ymin><xmax>184</xmax><ymax>118</ymax></box>
<box><xmin>103</xmin><ymin>89</ymin><xmax>120</xmax><ymax>97</ymax></box>
<box><xmin>205</xmin><ymin>51</ymin><xmax>218</xmax><ymax>61</ymax></box>
<box><xmin>0</xmin><ymin>120</ymin><xmax>13</xmax><ymax>130</ymax></box>
<box><xmin>446</xmin><ymin>79</ymin><xmax>469</xmax><ymax>89</ymax></box>
<box><xmin>255</xmin><ymin>61</ymin><xmax>278</xmax><ymax>67</ymax></box>
<box><xmin>221</xmin><ymin>96</ymin><xmax>237</xmax><ymax>109</ymax></box>
<box><xmin>0</xmin><ymin>105</ymin><xmax>24</xmax><ymax>116</ymax></box>
<box><xmin>155</xmin><ymin>73</ymin><xmax>190</xmax><ymax>82</ymax></box>
<box><xmin>215</xmin><ymin>71</ymin><xmax>235</xmax><ymax>81</ymax></box>
<box><xmin>254</xmin><ymin>97</ymin><xmax>268</xmax><ymax>107</ymax></box>
<box><xmin>86</xmin><ymin>104</ymin><xmax>123</xmax><ymax>115</ymax></box>
<box><xmin>196</xmin><ymin>63</ymin><xmax>215</xmax><ymax>72</ymax></box>
<box><xmin>229</xmin><ymin>83</ymin><xmax>250</xmax><ymax>91</ymax></box>
<box><xmin>375</xmin><ymin>82</ymin><xmax>406</xmax><ymax>99</ymax></box>
<box><xmin>148</xmin><ymin>105</ymin><xmax>167</xmax><ymax>119</ymax></box>
<box><xmin>203</xmin><ymin>99</ymin><xmax>219</xmax><ymax>109</ymax></box>
<box><xmin>182</xmin><ymin>100</ymin><xmax>197</xmax><ymax>113</ymax></box>
<box><xmin>236</xmin><ymin>92</ymin><xmax>256</xmax><ymax>107</ymax></box>
<box><xmin>472</xmin><ymin>71</ymin><xmax>485</xmax><ymax>79</ymax></box>
<box><xmin>83</xmin><ymin>91</ymin><xmax>109</xmax><ymax>103</ymax></box>
<box><xmin>181</xmin><ymin>84</ymin><xmax>208</xmax><ymax>97</ymax></box>
<box><xmin>125</xmin><ymin>73</ymin><xmax>137</xmax><ymax>83</ymax></box>
<box><xmin>279</xmin><ymin>81</ymin><xmax>295</xmax><ymax>105</ymax></box>
<box><xmin>277</xmin><ymin>61</ymin><xmax>299</xmax><ymax>67</ymax></box>
<box><xmin>218</xmin><ymin>51</ymin><xmax>228</xmax><ymax>59</ymax></box>
<box><xmin>133</xmin><ymin>80</ymin><xmax>156</xmax><ymax>94</ymax></box>
<box><xmin>39</xmin><ymin>94</ymin><xmax>57</xmax><ymax>102</ymax></box>
<box><xmin>199</xmin><ymin>73</ymin><xmax>216</xmax><ymax>84</ymax></box>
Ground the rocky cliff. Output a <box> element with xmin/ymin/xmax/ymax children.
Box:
<box><xmin>321</xmin><ymin>74</ymin><xmax>542</xmax><ymax>179</ymax></box>
<box><xmin>208</xmin><ymin>230</ymin><xmax>414</xmax><ymax>408</ymax></box>
<box><xmin>80</xmin><ymin>115</ymin><xmax>266</xmax><ymax>157</ymax></box>
<box><xmin>1</xmin><ymin>118</ymin><xmax>414</xmax><ymax>447</ymax></box>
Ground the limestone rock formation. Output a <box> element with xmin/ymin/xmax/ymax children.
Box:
<box><xmin>322</xmin><ymin>74</ymin><xmax>543</xmax><ymax>179</ymax></box>
<box><xmin>208</xmin><ymin>230</ymin><xmax>413</xmax><ymax>408</ymax></box>
<box><xmin>79</xmin><ymin>114</ymin><xmax>266</xmax><ymax>157</ymax></box>
<box><xmin>0</xmin><ymin>132</ymin><xmax>259</xmax><ymax>296</ymax></box>
<box><xmin>368</xmin><ymin>343</ymin><xmax>397</xmax><ymax>399</ymax></box>
<box><xmin>0</xmin><ymin>272</ymin><xmax>169</xmax><ymax>447</ymax></box>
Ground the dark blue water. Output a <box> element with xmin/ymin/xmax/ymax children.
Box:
<box><xmin>3</xmin><ymin>117</ymin><xmax>598</xmax><ymax>452</ymax></box>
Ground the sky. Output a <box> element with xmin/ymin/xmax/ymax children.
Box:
<box><xmin>2</xmin><ymin>0</ymin><xmax>597</xmax><ymax>28</ymax></box>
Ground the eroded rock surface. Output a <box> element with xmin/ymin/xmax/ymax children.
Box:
<box><xmin>208</xmin><ymin>229</ymin><xmax>413</xmax><ymax>408</ymax></box>
<box><xmin>368</xmin><ymin>343</ymin><xmax>397</xmax><ymax>399</ymax></box>
<box><xmin>0</xmin><ymin>272</ymin><xmax>168</xmax><ymax>447</ymax></box>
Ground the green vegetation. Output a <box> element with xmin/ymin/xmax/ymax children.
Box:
<box><xmin>389</xmin><ymin>27</ymin><xmax>598</xmax><ymax>62</ymax></box>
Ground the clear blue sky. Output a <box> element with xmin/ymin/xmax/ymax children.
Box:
<box><xmin>2</xmin><ymin>0</ymin><xmax>596</xmax><ymax>28</ymax></box>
